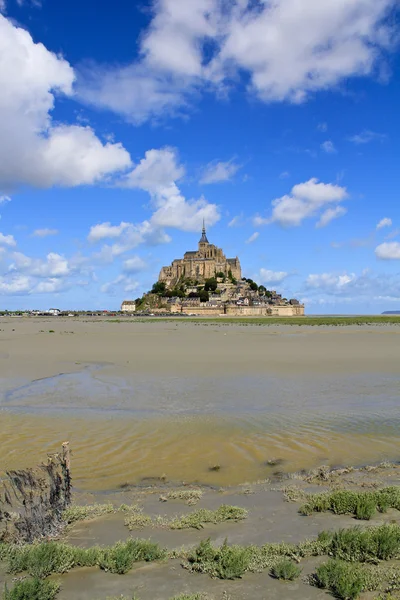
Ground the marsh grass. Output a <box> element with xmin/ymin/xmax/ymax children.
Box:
<box><xmin>164</xmin><ymin>490</ymin><xmax>203</xmax><ymax>505</ymax></box>
<box><xmin>125</xmin><ymin>504</ymin><xmax>247</xmax><ymax>531</ymax></box>
<box><xmin>3</xmin><ymin>578</ymin><xmax>60</xmax><ymax>600</ymax></box>
<box><xmin>3</xmin><ymin>539</ymin><xmax>166</xmax><ymax>578</ymax></box>
<box><xmin>168</xmin><ymin>505</ymin><xmax>247</xmax><ymax>530</ymax></box>
<box><xmin>270</xmin><ymin>559</ymin><xmax>302</xmax><ymax>581</ymax></box>
<box><xmin>319</xmin><ymin>524</ymin><xmax>400</xmax><ymax>562</ymax></box>
<box><xmin>98</xmin><ymin>539</ymin><xmax>165</xmax><ymax>574</ymax></box>
<box><xmin>62</xmin><ymin>503</ymin><xmax>141</xmax><ymax>524</ymax></box>
<box><xmin>300</xmin><ymin>487</ymin><xmax>400</xmax><ymax>519</ymax></box>
<box><xmin>315</xmin><ymin>560</ymin><xmax>365</xmax><ymax>599</ymax></box>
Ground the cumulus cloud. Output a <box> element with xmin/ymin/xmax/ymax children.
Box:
<box><xmin>0</xmin><ymin>15</ymin><xmax>131</xmax><ymax>192</ymax></box>
<box><xmin>9</xmin><ymin>252</ymin><xmax>72</xmax><ymax>278</ymax></box>
<box><xmin>348</xmin><ymin>130</ymin><xmax>387</xmax><ymax>144</ymax></box>
<box><xmin>377</xmin><ymin>217</ymin><xmax>392</xmax><ymax>230</ymax></box>
<box><xmin>257</xmin><ymin>178</ymin><xmax>349</xmax><ymax>228</ymax></box>
<box><xmin>124</xmin><ymin>147</ymin><xmax>220</xmax><ymax>232</ymax></box>
<box><xmin>316</xmin><ymin>206</ymin><xmax>347</xmax><ymax>228</ymax></box>
<box><xmin>246</xmin><ymin>232</ymin><xmax>259</xmax><ymax>244</ymax></box>
<box><xmin>88</xmin><ymin>222</ymin><xmax>131</xmax><ymax>243</ymax></box>
<box><xmin>0</xmin><ymin>232</ymin><xmax>16</xmax><ymax>247</ymax></box>
<box><xmin>32</xmin><ymin>228</ymin><xmax>59</xmax><ymax>238</ymax></box>
<box><xmin>0</xmin><ymin>195</ymin><xmax>11</xmax><ymax>204</ymax></box>
<box><xmin>321</xmin><ymin>140</ymin><xmax>337</xmax><ymax>154</ymax></box>
<box><xmin>317</xmin><ymin>123</ymin><xmax>328</xmax><ymax>132</ymax></box>
<box><xmin>77</xmin><ymin>0</ymin><xmax>397</xmax><ymax>123</ymax></box>
<box><xmin>258</xmin><ymin>269</ymin><xmax>288</xmax><ymax>284</ymax></box>
<box><xmin>375</xmin><ymin>242</ymin><xmax>400</xmax><ymax>260</ymax></box>
<box><xmin>200</xmin><ymin>160</ymin><xmax>241</xmax><ymax>184</ymax></box>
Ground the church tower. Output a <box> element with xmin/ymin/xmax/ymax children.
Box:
<box><xmin>198</xmin><ymin>219</ymin><xmax>209</xmax><ymax>254</ymax></box>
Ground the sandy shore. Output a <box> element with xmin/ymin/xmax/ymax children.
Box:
<box><xmin>2</xmin><ymin>317</ymin><xmax>400</xmax><ymax>382</ymax></box>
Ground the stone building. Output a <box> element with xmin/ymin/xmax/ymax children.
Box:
<box><xmin>159</xmin><ymin>223</ymin><xmax>241</xmax><ymax>287</ymax></box>
<box><xmin>121</xmin><ymin>300</ymin><xmax>136</xmax><ymax>313</ymax></box>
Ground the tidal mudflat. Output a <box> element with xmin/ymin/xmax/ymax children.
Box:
<box><xmin>1</xmin><ymin>317</ymin><xmax>400</xmax><ymax>491</ymax></box>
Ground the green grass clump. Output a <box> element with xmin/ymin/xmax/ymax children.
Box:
<box><xmin>185</xmin><ymin>538</ymin><xmax>251</xmax><ymax>579</ymax></box>
<box><xmin>315</xmin><ymin>559</ymin><xmax>364</xmax><ymax>599</ymax></box>
<box><xmin>98</xmin><ymin>539</ymin><xmax>166</xmax><ymax>574</ymax></box>
<box><xmin>4</xmin><ymin>539</ymin><xmax>165</xmax><ymax>578</ymax></box>
<box><xmin>355</xmin><ymin>495</ymin><xmax>376</xmax><ymax>520</ymax></box>
<box><xmin>3</xmin><ymin>578</ymin><xmax>60</xmax><ymax>600</ymax></box>
<box><xmin>300</xmin><ymin>487</ymin><xmax>400</xmax><ymax>519</ymax></box>
<box><xmin>165</xmin><ymin>490</ymin><xmax>203</xmax><ymax>505</ymax></box>
<box><xmin>169</xmin><ymin>505</ymin><xmax>247</xmax><ymax>530</ymax></box>
<box><xmin>322</xmin><ymin>524</ymin><xmax>400</xmax><ymax>562</ymax></box>
<box><xmin>7</xmin><ymin>542</ymin><xmax>77</xmax><ymax>578</ymax></box>
<box><xmin>270</xmin><ymin>558</ymin><xmax>302</xmax><ymax>581</ymax></box>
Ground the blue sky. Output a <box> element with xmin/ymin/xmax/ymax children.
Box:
<box><xmin>1</xmin><ymin>0</ymin><xmax>400</xmax><ymax>313</ymax></box>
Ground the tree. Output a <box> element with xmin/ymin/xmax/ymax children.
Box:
<box><xmin>216</xmin><ymin>271</ymin><xmax>225</xmax><ymax>278</ymax></box>
<box><xmin>199</xmin><ymin>290</ymin><xmax>209</xmax><ymax>303</ymax></box>
<box><xmin>151</xmin><ymin>281</ymin><xmax>166</xmax><ymax>295</ymax></box>
<box><xmin>204</xmin><ymin>277</ymin><xmax>218</xmax><ymax>292</ymax></box>
<box><xmin>258</xmin><ymin>285</ymin><xmax>267</xmax><ymax>295</ymax></box>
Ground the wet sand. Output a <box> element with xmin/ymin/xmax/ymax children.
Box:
<box><xmin>1</xmin><ymin>317</ymin><xmax>400</xmax><ymax>490</ymax></box>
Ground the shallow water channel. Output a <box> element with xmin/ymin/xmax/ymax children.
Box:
<box><xmin>1</xmin><ymin>362</ymin><xmax>400</xmax><ymax>490</ymax></box>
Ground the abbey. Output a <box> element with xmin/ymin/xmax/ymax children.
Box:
<box><xmin>159</xmin><ymin>223</ymin><xmax>241</xmax><ymax>287</ymax></box>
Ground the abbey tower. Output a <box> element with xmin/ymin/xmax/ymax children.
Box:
<box><xmin>158</xmin><ymin>223</ymin><xmax>241</xmax><ymax>288</ymax></box>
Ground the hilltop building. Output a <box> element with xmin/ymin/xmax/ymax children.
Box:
<box><xmin>159</xmin><ymin>222</ymin><xmax>241</xmax><ymax>287</ymax></box>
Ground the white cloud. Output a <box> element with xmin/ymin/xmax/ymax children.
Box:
<box><xmin>348</xmin><ymin>130</ymin><xmax>387</xmax><ymax>144</ymax></box>
<box><xmin>0</xmin><ymin>232</ymin><xmax>16</xmax><ymax>246</ymax></box>
<box><xmin>321</xmin><ymin>140</ymin><xmax>337</xmax><ymax>154</ymax></box>
<box><xmin>124</xmin><ymin>148</ymin><xmax>220</xmax><ymax>232</ymax></box>
<box><xmin>316</xmin><ymin>206</ymin><xmax>347</xmax><ymax>228</ymax></box>
<box><xmin>279</xmin><ymin>171</ymin><xmax>290</xmax><ymax>179</ymax></box>
<box><xmin>200</xmin><ymin>160</ymin><xmax>240</xmax><ymax>184</ymax></box>
<box><xmin>88</xmin><ymin>222</ymin><xmax>131</xmax><ymax>243</ymax></box>
<box><xmin>77</xmin><ymin>0</ymin><xmax>397</xmax><ymax>123</ymax></box>
<box><xmin>0</xmin><ymin>15</ymin><xmax>131</xmax><ymax>192</ymax></box>
<box><xmin>260</xmin><ymin>178</ymin><xmax>349</xmax><ymax>227</ymax></box>
<box><xmin>317</xmin><ymin>122</ymin><xmax>328</xmax><ymax>132</ymax></box>
<box><xmin>9</xmin><ymin>252</ymin><xmax>72</xmax><ymax>277</ymax></box>
<box><xmin>0</xmin><ymin>275</ymin><xmax>31</xmax><ymax>295</ymax></box>
<box><xmin>306</xmin><ymin>272</ymin><xmax>356</xmax><ymax>291</ymax></box>
<box><xmin>258</xmin><ymin>269</ymin><xmax>288</xmax><ymax>284</ymax></box>
<box><xmin>246</xmin><ymin>232</ymin><xmax>259</xmax><ymax>244</ymax></box>
<box><xmin>377</xmin><ymin>217</ymin><xmax>392</xmax><ymax>230</ymax></box>
<box><xmin>0</xmin><ymin>0</ymin><xmax>5</xmax><ymax>12</ymax></box>
<box><xmin>0</xmin><ymin>195</ymin><xmax>11</xmax><ymax>204</ymax></box>
<box><xmin>304</xmin><ymin>269</ymin><xmax>400</xmax><ymax>304</ymax></box>
<box><xmin>123</xmin><ymin>256</ymin><xmax>147</xmax><ymax>273</ymax></box>
<box><xmin>32</xmin><ymin>228</ymin><xmax>58</xmax><ymax>238</ymax></box>
<box><xmin>375</xmin><ymin>242</ymin><xmax>400</xmax><ymax>260</ymax></box>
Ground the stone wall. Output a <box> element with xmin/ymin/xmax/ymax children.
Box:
<box><xmin>178</xmin><ymin>304</ymin><xmax>305</xmax><ymax>317</ymax></box>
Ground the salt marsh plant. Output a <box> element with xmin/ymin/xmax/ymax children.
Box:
<box><xmin>315</xmin><ymin>560</ymin><xmax>364</xmax><ymax>600</ymax></box>
<box><xmin>3</xmin><ymin>578</ymin><xmax>60</xmax><ymax>600</ymax></box>
<box><xmin>185</xmin><ymin>538</ymin><xmax>251</xmax><ymax>579</ymax></box>
<box><xmin>3</xmin><ymin>539</ymin><xmax>166</xmax><ymax>578</ymax></box>
<box><xmin>300</xmin><ymin>487</ymin><xmax>400</xmax><ymax>519</ymax></box>
<box><xmin>270</xmin><ymin>559</ymin><xmax>302</xmax><ymax>581</ymax></box>
<box><xmin>164</xmin><ymin>490</ymin><xmax>203</xmax><ymax>505</ymax></box>
<box><xmin>168</xmin><ymin>505</ymin><xmax>247</xmax><ymax>530</ymax></box>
